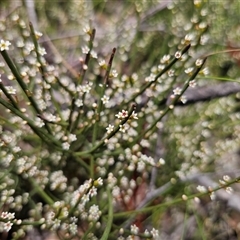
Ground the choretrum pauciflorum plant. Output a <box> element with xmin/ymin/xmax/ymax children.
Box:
<box><xmin>1</xmin><ymin>1</ymin><xmax>240</xmax><ymax>240</ymax></box>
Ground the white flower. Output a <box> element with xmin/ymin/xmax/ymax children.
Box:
<box><xmin>130</xmin><ymin>224</ymin><xmax>139</xmax><ymax>234</ymax></box>
<box><xmin>75</xmin><ymin>99</ymin><xmax>83</xmax><ymax>107</ymax></box>
<box><xmin>196</xmin><ymin>185</ymin><xmax>207</xmax><ymax>193</ymax></box>
<box><xmin>202</xmin><ymin>67</ymin><xmax>209</xmax><ymax>75</ymax></box>
<box><xmin>45</xmin><ymin>113</ymin><xmax>58</xmax><ymax>122</ymax></box>
<box><xmin>69</xmin><ymin>222</ymin><xmax>78</xmax><ymax>235</ymax></box>
<box><xmin>4</xmin><ymin>221</ymin><xmax>13</xmax><ymax>232</ymax></box>
<box><xmin>145</xmin><ymin>73</ymin><xmax>156</xmax><ymax>82</ymax></box>
<box><xmin>38</xmin><ymin>47</ymin><xmax>46</xmax><ymax>56</ymax></box>
<box><xmin>161</xmin><ymin>54</ymin><xmax>171</xmax><ymax>64</ymax></box>
<box><xmin>35</xmin><ymin>117</ymin><xmax>45</xmax><ymax>128</ymax></box>
<box><xmin>130</xmin><ymin>111</ymin><xmax>138</xmax><ymax>120</ymax></box>
<box><xmin>158</xmin><ymin>158</ymin><xmax>165</xmax><ymax>165</ymax></box>
<box><xmin>88</xmin><ymin>186</ymin><xmax>97</xmax><ymax>197</ymax></box>
<box><xmin>82</xmin><ymin>83</ymin><xmax>92</xmax><ymax>93</ymax></box>
<box><xmin>5</xmin><ymin>86</ymin><xmax>16</xmax><ymax>95</ymax></box>
<box><xmin>98</xmin><ymin>59</ymin><xmax>106</xmax><ymax>67</ymax></box>
<box><xmin>0</xmin><ymin>39</ymin><xmax>11</xmax><ymax>51</ymax></box>
<box><xmin>88</xmin><ymin>204</ymin><xmax>101</xmax><ymax>221</ymax></box>
<box><xmin>106</xmin><ymin>124</ymin><xmax>114</xmax><ymax>134</ymax></box>
<box><xmin>91</xmin><ymin>50</ymin><xmax>98</xmax><ymax>59</ymax></box>
<box><xmin>83</xmin><ymin>25</ymin><xmax>90</xmax><ymax>33</ymax></box>
<box><xmin>189</xmin><ymin>80</ymin><xmax>196</xmax><ymax>88</ymax></box>
<box><xmin>111</xmin><ymin>69</ymin><xmax>118</xmax><ymax>78</ymax></box>
<box><xmin>82</xmin><ymin>46</ymin><xmax>90</xmax><ymax>54</ymax></box>
<box><xmin>168</xmin><ymin>69</ymin><xmax>175</xmax><ymax>77</ymax></box>
<box><xmin>223</xmin><ymin>175</ymin><xmax>230</xmax><ymax>182</ymax></box>
<box><xmin>68</xmin><ymin>134</ymin><xmax>77</xmax><ymax>142</ymax></box>
<box><xmin>115</xmin><ymin>110</ymin><xmax>128</xmax><ymax>119</ymax></box>
<box><xmin>137</xmin><ymin>160</ymin><xmax>146</xmax><ymax>172</ymax></box>
<box><xmin>180</xmin><ymin>95</ymin><xmax>187</xmax><ymax>104</ymax></box>
<box><xmin>62</xmin><ymin>142</ymin><xmax>70</xmax><ymax>150</ymax></box>
<box><xmin>151</xmin><ymin>228</ymin><xmax>159</xmax><ymax>239</ymax></box>
<box><xmin>226</xmin><ymin>187</ymin><xmax>233</xmax><ymax>194</ymax></box>
<box><xmin>195</xmin><ymin>59</ymin><xmax>203</xmax><ymax>67</ymax></box>
<box><xmin>1</xmin><ymin>212</ymin><xmax>9</xmax><ymax>219</ymax></box>
<box><xmin>101</xmin><ymin>95</ymin><xmax>109</xmax><ymax>104</ymax></box>
<box><xmin>184</xmin><ymin>33</ymin><xmax>194</xmax><ymax>42</ymax></box>
<box><xmin>173</xmin><ymin>87</ymin><xmax>182</xmax><ymax>95</ymax></box>
<box><xmin>185</xmin><ymin>67</ymin><xmax>194</xmax><ymax>75</ymax></box>
<box><xmin>119</xmin><ymin>124</ymin><xmax>126</xmax><ymax>133</ymax></box>
<box><xmin>35</xmin><ymin>31</ymin><xmax>43</xmax><ymax>39</ymax></box>
<box><xmin>175</xmin><ymin>51</ymin><xmax>182</xmax><ymax>59</ymax></box>
<box><xmin>94</xmin><ymin>177</ymin><xmax>103</xmax><ymax>186</ymax></box>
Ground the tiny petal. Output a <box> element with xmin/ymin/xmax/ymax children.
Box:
<box><xmin>0</xmin><ymin>39</ymin><xmax>11</xmax><ymax>51</ymax></box>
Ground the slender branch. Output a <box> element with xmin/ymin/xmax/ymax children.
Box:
<box><xmin>0</xmin><ymin>82</ymin><xmax>19</xmax><ymax>109</ymax></box>
<box><xmin>92</xmin><ymin>48</ymin><xmax>116</xmax><ymax>142</ymax></box>
<box><xmin>100</xmin><ymin>187</ymin><xmax>113</xmax><ymax>240</ymax></box>
<box><xmin>0</xmin><ymin>97</ymin><xmax>62</xmax><ymax>149</ymax></box>
<box><xmin>125</xmin><ymin>44</ymin><xmax>191</xmax><ymax>105</ymax></box>
<box><xmin>78</xmin><ymin>28</ymin><xmax>96</xmax><ymax>85</ymax></box>
<box><xmin>138</xmin><ymin>57</ymin><xmax>207</xmax><ymax>141</ymax></box>
<box><xmin>0</xmin><ymin>50</ymin><xmax>52</xmax><ymax>134</ymax></box>
<box><xmin>114</xmin><ymin>174</ymin><xmax>240</xmax><ymax>228</ymax></box>
<box><xmin>74</xmin><ymin>104</ymin><xmax>137</xmax><ymax>156</ymax></box>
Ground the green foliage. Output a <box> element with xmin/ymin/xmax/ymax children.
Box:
<box><xmin>0</xmin><ymin>1</ymin><xmax>240</xmax><ymax>240</ymax></box>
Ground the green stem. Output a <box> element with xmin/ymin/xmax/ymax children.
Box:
<box><xmin>74</xmin><ymin>104</ymin><xmax>136</xmax><ymax>156</ymax></box>
<box><xmin>68</xmin><ymin>29</ymin><xmax>96</xmax><ymax>132</ymax></box>
<box><xmin>29</xmin><ymin>178</ymin><xmax>54</xmax><ymax>205</ymax></box>
<box><xmin>90</xmin><ymin>155</ymin><xmax>94</xmax><ymax>179</ymax></box>
<box><xmin>114</xmin><ymin>175</ymin><xmax>240</xmax><ymax>219</ymax></box>
<box><xmin>29</xmin><ymin>22</ymin><xmax>46</xmax><ymax>79</ymax></box>
<box><xmin>0</xmin><ymin>82</ymin><xmax>19</xmax><ymax>109</ymax></box>
<box><xmin>125</xmin><ymin>44</ymin><xmax>191</xmax><ymax>105</ymax></box>
<box><xmin>139</xmin><ymin>57</ymin><xmax>207</xmax><ymax>140</ymax></box>
<box><xmin>78</xmin><ymin>28</ymin><xmax>96</xmax><ymax>85</ymax></box>
<box><xmin>100</xmin><ymin>187</ymin><xmax>113</xmax><ymax>240</ymax></box>
<box><xmin>0</xmin><ymin>50</ymin><xmax>52</xmax><ymax>135</ymax></box>
<box><xmin>0</xmin><ymin>97</ymin><xmax>62</xmax><ymax>149</ymax></box>
<box><xmin>92</xmin><ymin>48</ymin><xmax>116</xmax><ymax>143</ymax></box>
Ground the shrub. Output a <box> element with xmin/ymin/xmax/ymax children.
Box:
<box><xmin>1</xmin><ymin>1</ymin><xmax>240</xmax><ymax>239</ymax></box>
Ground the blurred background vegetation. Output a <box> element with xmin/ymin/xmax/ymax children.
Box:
<box><xmin>1</xmin><ymin>0</ymin><xmax>240</xmax><ymax>239</ymax></box>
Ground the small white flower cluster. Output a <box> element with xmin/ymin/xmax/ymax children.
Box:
<box><xmin>123</xmin><ymin>151</ymin><xmax>163</xmax><ymax>173</ymax></box>
<box><xmin>145</xmin><ymin>73</ymin><xmax>156</xmax><ymax>82</ymax></box>
<box><xmin>5</xmin><ymin>86</ymin><xmax>17</xmax><ymax>95</ymax></box>
<box><xmin>70</xmin><ymin>179</ymin><xmax>93</xmax><ymax>206</ymax></box>
<box><xmin>88</xmin><ymin>204</ymin><xmax>101</xmax><ymax>221</ymax></box>
<box><xmin>69</xmin><ymin>178</ymin><xmax>103</xmax><ymax>223</ymax></box>
<box><xmin>110</xmin><ymin>69</ymin><xmax>118</xmax><ymax>78</ymax></box>
<box><xmin>219</xmin><ymin>175</ymin><xmax>233</xmax><ymax>194</ymax></box>
<box><xmin>76</xmin><ymin>83</ymin><xmax>92</xmax><ymax>94</ymax></box>
<box><xmin>128</xmin><ymin>225</ymin><xmax>159</xmax><ymax>239</ymax></box>
<box><xmin>50</xmin><ymin>170</ymin><xmax>68</xmax><ymax>191</ymax></box>
<box><xmin>35</xmin><ymin>117</ymin><xmax>45</xmax><ymax>128</ymax></box>
<box><xmin>0</xmin><ymin>212</ymin><xmax>15</xmax><ymax>232</ymax></box>
<box><xmin>44</xmin><ymin>113</ymin><xmax>60</xmax><ymax>123</ymax></box>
